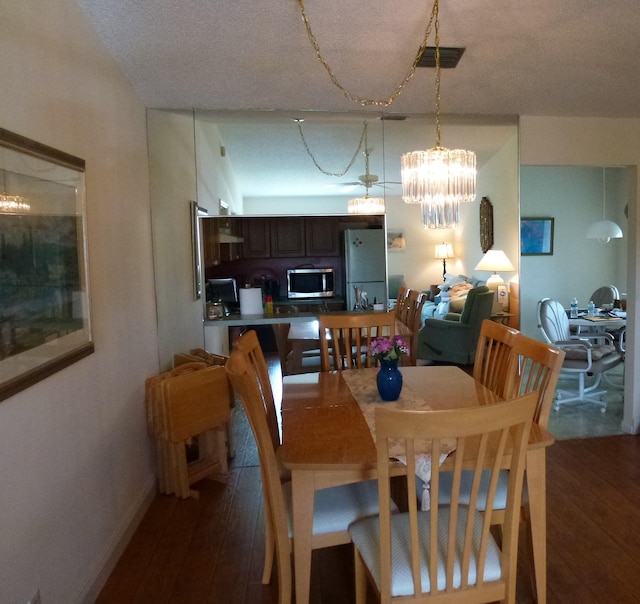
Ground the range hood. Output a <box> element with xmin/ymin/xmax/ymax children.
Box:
<box><xmin>218</xmin><ymin>227</ymin><xmax>244</xmax><ymax>244</ymax></box>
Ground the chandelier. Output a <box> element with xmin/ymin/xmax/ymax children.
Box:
<box><xmin>0</xmin><ymin>194</ymin><xmax>30</xmax><ymax>213</ymax></box>
<box><xmin>401</xmin><ymin>0</ymin><xmax>476</xmax><ymax>229</ymax></box>
<box><xmin>348</xmin><ymin>124</ymin><xmax>385</xmax><ymax>215</ymax></box>
<box><xmin>0</xmin><ymin>168</ymin><xmax>30</xmax><ymax>213</ymax></box>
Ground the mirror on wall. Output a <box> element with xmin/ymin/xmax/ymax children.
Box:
<box><xmin>192</xmin><ymin>109</ymin><xmax>520</xmax><ymax>297</ymax></box>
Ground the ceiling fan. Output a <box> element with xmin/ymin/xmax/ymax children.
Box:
<box><xmin>327</xmin><ymin>149</ymin><xmax>400</xmax><ymax>193</ymax></box>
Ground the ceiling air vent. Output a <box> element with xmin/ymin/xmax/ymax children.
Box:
<box><xmin>417</xmin><ymin>47</ymin><xmax>465</xmax><ymax>69</ymax></box>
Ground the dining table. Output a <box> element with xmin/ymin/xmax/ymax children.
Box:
<box><xmin>569</xmin><ymin>312</ymin><xmax>626</xmax><ymax>333</ymax></box>
<box><xmin>279</xmin><ymin>365</ymin><xmax>555</xmax><ymax>604</ymax></box>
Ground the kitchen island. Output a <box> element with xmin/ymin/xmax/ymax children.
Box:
<box><xmin>204</xmin><ymin>311</ymin><xmax>320</xmax><ymax>355</ymax></box>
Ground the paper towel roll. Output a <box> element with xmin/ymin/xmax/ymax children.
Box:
<box><xmin>239</xmin><ymin>287</ymin><xmax>263</xmax><ymax>315</ymax></box>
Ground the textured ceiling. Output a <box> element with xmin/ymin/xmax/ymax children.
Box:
<box><xmin>74</xmin><ymin>0</ymin><xmax>640</xmax><ymax>198</ymax></box>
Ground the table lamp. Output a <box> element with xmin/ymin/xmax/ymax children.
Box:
<box><xmin>474</xmin><ymin>249</ymin><xmax>515</xmax><ymax>313</ymax></box>
<box><xmin>434</xmin><ymin>242</ymin><xmax>454</xmax><ymax>281</ymax></box>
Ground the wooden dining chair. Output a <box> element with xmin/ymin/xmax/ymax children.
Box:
<box><xmin>225</xmin><ymin>346</ymin><xmax>390</xmax><ymax>604</ymax></box>
<box><xmin>232</xmin><ymin>329</ymin><xmax>281</xmax><ymax>451</ymax></box>
<box><xmin>349</xmin><ymin>393</ymin><xmax>537</xmax><ymax>603</ymax></box>
<box><xmin>318</xmin><ymin>311</ymin><xmax>396</xmax><ymax>371</ymax></box>
<box><xmin>507</xmin><ymin>332</ymin><xmax>566</xmax><ymax>430</ymax></box>
<box><xmin>473</xmin><ymin>319</ymin><xmax>520</xmax><ymax>398</ymax></box>
<box><xmin>443</xmin><ymin>330</ymin><xmax>564</xmax><ymax>514</ymax></box>
<box><xmin>403</xmin><ymin>290</ymin><xmax>427</xmax><ymax>366</ymax></box>
<box><xmin>271</xmin><ymin>322</ymin><xmax>292</xmax><ymax>375</ymax></box>
<box><xmin>231</xmin><ymin>329</ymin><xmax>287</xmax><ymax>586</ymax></box>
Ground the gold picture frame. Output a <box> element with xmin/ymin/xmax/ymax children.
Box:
<box><xmin>0</xmin><ymin>129</ymin><xmax>93</xmax><ymax>402</ymax></box>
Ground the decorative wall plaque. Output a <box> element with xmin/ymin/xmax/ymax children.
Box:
<box><xmin>479</xmin><ymin>196</ymin><xmax>494</xmax><ymax>253</ymax></box>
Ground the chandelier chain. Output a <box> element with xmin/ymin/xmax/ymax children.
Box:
<box><xmin>296</xmin><ymin>119</ymin><xmax>367</xmax><ymax>177</ymax></box>
<box><xmin>297</xmin><ymin>0</ymin><xmax>437</xmax><ymax>108</ymax></box>
<box><xmin>434</xmin><ymin>0</ymin><xmax>442</xmax><ymax>148</ymax></box>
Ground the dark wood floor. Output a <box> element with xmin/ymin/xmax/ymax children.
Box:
<box><xmin>97</xmin><ymin>396</ymin><xmax>640</xmax><ymax>603</ymax></box>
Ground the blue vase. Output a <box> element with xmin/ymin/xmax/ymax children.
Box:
<box><xmin>376</xmin><ymin>358</ymin><xmax>403</xmax><ymax>401</ymax></box>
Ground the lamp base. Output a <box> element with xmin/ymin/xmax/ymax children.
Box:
<box><xmin>486</xmin><ymin>273</ymin><xmax>509</xmax><ymax>314</ymax></box>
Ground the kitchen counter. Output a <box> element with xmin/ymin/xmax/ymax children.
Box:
<box><xmin>204</xmin><ymin>311</ymin><xmax>318</xmax><ymax>327</ymax></box>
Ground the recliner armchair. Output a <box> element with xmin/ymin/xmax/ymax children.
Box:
<box><xmin>417</xmin><ymin>285</ymin><xmax>495</xmax><ymax>365</ymax></box>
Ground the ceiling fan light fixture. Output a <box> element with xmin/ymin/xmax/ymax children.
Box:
<box><xmin>348</xmin><ymin>123</ymin><xmax>385</xmax><ymax>215</ymax></box>
<box><xmin>348</xmin><ymin>194</ymin><xmax>385</xmax><ymax>215</ymax></box>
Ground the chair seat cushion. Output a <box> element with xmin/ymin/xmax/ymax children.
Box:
<box><xmin>349</xmin><ymin>506</ymin><xmax>502</xmax><ymax>596</ymax></box>
<box><xmin>437</xmin><ymin>469</ymin><xmax>510</xmax><ymax>510</ymax></box>
<box><xmin>564</xmin><ymin>343</ymin><xmax>614</xmax><ymax>361</ymax></box>
<box><xmin>284</xmin><ymin>479</ymin><xmax>394</xmax><ymax>536</ymax></box>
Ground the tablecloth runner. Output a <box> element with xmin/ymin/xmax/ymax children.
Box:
<box><xmin>341</xmin><ymin>368</ymin><xmax>456</xmax><ymax>509</ymax></box>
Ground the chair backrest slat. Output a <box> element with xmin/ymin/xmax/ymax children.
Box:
<box><xmin>394</xmin><ymin>286</ymin><xmax>411</xmax><ymax>324</ymax></box>
<box><xmin>507</xmin><ymin>333</ymin><xmax>565</xmax><ymax>429</ymax></box>
<box><xmin>374</xmin><ymin>392</ymin><xmax>537</xmax><ymax>599</ymax></box>
<box><xmin>473</xmin><ymin>320</ymin><xmax>565</xmax><ymax>429</ymax></box>
<box><xmin>473</xmin><ymin>320</ymin><xmax>519</xmax><ymax>398</ymax></box>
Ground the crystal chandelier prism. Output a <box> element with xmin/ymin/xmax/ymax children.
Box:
<box><xmin>0</xmin><ymin>194</ymin><xmax>30</xmax><ymax>213</ymax></box>
<box><xmin>401</xmin><ymin>0</ymin><xmax>476</xmax><ymax>229</ymax></box>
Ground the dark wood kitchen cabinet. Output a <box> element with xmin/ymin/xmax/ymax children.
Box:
<box><xmin>305</xmin><ymin>216</ymin><xmax>340</xmax><ymax>256</ymax></box>
<box><xmin>241</xmin><ymin>219</ymin><xmax>271</xmax><ymax>258</ymax></box>
<box><xmin>201</xmin><ymin>218</ymin><xmax>220</xmax><ymax>267</ymax></box>
<box><xmin>270</xmin><ymin>218</ymin><xmax>305</xmax><ymax>257</ymax></box>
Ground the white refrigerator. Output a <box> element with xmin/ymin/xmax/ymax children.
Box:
<box><xmin>344</xmin><ymin>229</ymin><xmax>387</xmax><ymax>310</ymax></box>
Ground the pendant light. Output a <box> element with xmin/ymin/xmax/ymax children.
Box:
<box><xmin>401</xmin><ymin>0</ymin><xmax>476</xmax><ymax>229</ymax></box>
<box><xmin>586</xmin><ymin>168</ymin><xmax>623</xmax><ymax>243</ymax></box>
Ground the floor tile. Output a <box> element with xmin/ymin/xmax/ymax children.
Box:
<box><xmin>547</xmin><ymin>365</ymin><xmax>625</xmax><ymax>440</ymax></box>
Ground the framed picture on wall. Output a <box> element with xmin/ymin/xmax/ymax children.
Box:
<box><xmin>0</xmin><ymin>128</ymin><xmax>93</xmax><ymax>402</ymax></box>
<box><xmin>387</xmin><ymin>230</ymin><xmax>405</xmax><ymax>251</ymax></box>
<box><xmin>521</xmin><ymin>217</ymin><xmax>554</xmax><ymax>256</ymax></box>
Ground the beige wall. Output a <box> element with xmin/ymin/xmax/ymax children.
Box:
<box><xmin>147</xmin><ymin>110</ymin><xmax>206</xmax><ymax>370</ymax></box>
<box><xmin>520</xmin><ymin>116</ymin><xmax>640</xmax><ymax>434</ymax></box>
<box><xmin>520</xmin><ymin>165</ymin><xmax>630</xmax><ymax>337</ymax></box>
<box><xmin>0</xmin><ymin>1</ymin><xmax>160</xmax><ymax>601</ymax></box>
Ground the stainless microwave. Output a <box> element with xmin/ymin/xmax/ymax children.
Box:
<box><xmin>286</xmin><ymin>268</ymin><xmax>334</xmax><ymax>299</ymax></box>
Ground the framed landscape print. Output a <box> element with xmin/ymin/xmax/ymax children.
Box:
<box><xmin>521</xmin><ymin>217</ymin><xmax>554</xmax><ymax>256</ymax></box>
<box><xmin>0</xmin><ymin>128</ymin><xmax>93</xmax><ymax>402</ymax></box>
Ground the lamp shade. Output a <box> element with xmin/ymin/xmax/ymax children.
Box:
<box><xmin>586</xmin><ymin>219</ymin><xmax>623</xmax><ymax>243</ymax></box>
<box><xmin>475</xmin><ymin>249</ymin><xmax>515</xmax><ymax>273</ymax></box>
<box><xmin>434</xmin><ymin>242</ymin><xmax>454</xmax><ymax>259</ymax></box>
<box><xmin>586</xmin><ymin>167</ymin><xmax>623</xmax><ymax>243</ymax></box>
